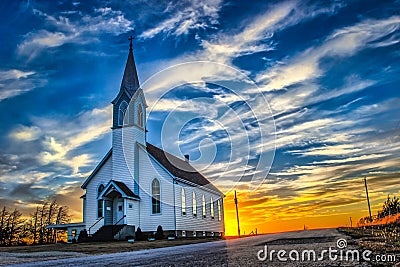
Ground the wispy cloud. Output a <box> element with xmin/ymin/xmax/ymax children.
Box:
<box><xmin>17</xmin><ymin>7</ymin><xmax>133</xmax><ymax>59</ymax></box>
<box><xmin>0</xmin><ymin>69</ymin><xmax>46</xmax><ymax>101</ymax></box>
<box><xmin>201</xmin><ymin>0</ymin><xmax>344</xmax><ymax>64</ymax></box>
<box><xmin>139</xmin><ymin>0</ymin><xmax>222</xmax><ymax>39</ymax></box>
<box><xmin>9</xmin><ymin>125</ymin><xmax>42</xmax><ymax>142</ymax></box>
<box><xmin>256</xmin><ymin>16</ymin><xmax>400</xmax><ymax>91</ymax></box>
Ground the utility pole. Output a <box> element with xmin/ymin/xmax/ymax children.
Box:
<box><xmin>234</xmin><ymin>190</ymin><xmax>240</xmax><ymax>237</ymax></box>
<box><xmin>364</xmin><ymin>176</ymin><xmax>372</xmax><ymax>222</ymax></box>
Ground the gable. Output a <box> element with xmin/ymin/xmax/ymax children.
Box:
<box><xmin>98</xmin><ymin>180</ymin><xmax>140</xmax><ymax>200</ymax></box>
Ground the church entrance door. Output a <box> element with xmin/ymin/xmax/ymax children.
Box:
<box><xmin>114</xmin><ymin>198</ymin><xmax>125</xmax><ymax>224</ymax></box>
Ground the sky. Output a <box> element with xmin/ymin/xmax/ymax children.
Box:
<box><xmin>0</xmin><ymin>0</ymin><xmax>399</xmax><ymax>236</ymax></box>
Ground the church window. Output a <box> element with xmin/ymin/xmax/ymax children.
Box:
<box><xmin>97</xmin><ymin>200</ymin><xmax>103</xmax><ymax>218</ymax></box>
<box><xmin>181</xmin><ymin>188</ymin><xmax>186</xmax><ymax>215</ymax></box>
<box><xmin>118</xmin><ymin>101</ymin><xmax>129</xmax><ymax>126</ymax></box>
<box><xmin>138</xmin><ymin>104</ymin><xmax>143</xmax><ymax>127</ymax></box>
<box><xmin>98</xmin><ymin>184</ymin><xmax>104</xmax><ymax>197</ymax></box>
<box><xmin>210</xmin><ymin>197</ymin><xmax>214</xmax><ymax>219</ymax></box>
<box><xmin>151</xmin><ymin>179</ymin><xmax>161</xmax><ymax>214</ymax></box>
<box><xmin>217</xmin><ymin>200</ymin><xmax>221</xmax><ymax>221</ymax></box>
<box><xmin>192</xmin><ymin>192</ymin><xmax>197</xmax><ymax>216</ymax></box>
<box><xmin>97</xmin><ymin>184</ymin><xmax>104</xmax><ymax>218</ymax></box>
<box><xmin>202</xmin><ymin>195</ymin><xmax>206</xmax><ymax>218</ymax></box>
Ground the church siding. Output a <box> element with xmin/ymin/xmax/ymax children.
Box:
<box><xmin>175</xmin><ymin>183</ymin><xmax>224</xmax><ymax>234</ymax></box>
<box><xmin>85</xmin><ymin>156</ymin><xmax>112</xmax><ymax>234</ymax></box>
<box><xmin>126</xmin><ymin>200</ymin><xmax>139</xmax><ymax>226</ymax></box>
<box><xmin>112</xmin><ymin>127</ymin><xmax>144</xmax><ymax>189</ymax></box>
<box><xmin>137</xmin><ymin>148</ymin><xmax>176</xmax><ymax>232</ymax></box>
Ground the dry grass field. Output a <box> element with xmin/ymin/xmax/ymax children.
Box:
<box><xmin>0</xmin><ymin>237</ymin><xmax>222</xmax><ymax>254</ymax></box>
<box><xmin>0</xmin><ymin>237</ymin><xmax>223</xmax><ymax>266</ymax></box>
<box><xmin>340</xmin><ymin>224</ymin><xmax>400</xmax><ymax>255</ymax></box>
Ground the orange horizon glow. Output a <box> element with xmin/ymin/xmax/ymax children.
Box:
<box><xmin>222</xmin><ymin>190</ymin><xmax>391</xmax><ymax>236</ymax></box>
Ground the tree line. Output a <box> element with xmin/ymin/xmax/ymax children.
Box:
<box><xmin>358</xmin><ymin>194</ymin><xmax>400</xmax><ymax>225</ymax></box>
<box><xmin>0</xmin><ymin>200</ymin><xmax>70</xmax><ymax>246</ymax></box>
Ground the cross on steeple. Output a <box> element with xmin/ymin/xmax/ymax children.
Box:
<box><xmin>128</xmin><ymin>36</ymin><xmax>134</xmax><ymax>51</ymax></box>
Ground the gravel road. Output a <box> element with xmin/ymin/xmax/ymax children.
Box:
<box><xmin>5</xmin><ymin>228</ymin><xmax>389</xmax><ymax>266</ymax></box>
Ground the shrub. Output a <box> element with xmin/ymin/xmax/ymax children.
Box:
<box><xmin>135</xmin><ymin>227</ymin><xmax>145</xmax><ymax>241</ymax></box>
<box><xmin>78</xmin><ymin>229</ymin><xmax>88</xmax><ymax>243</ymax></box>
<box><xmin>155</xmin><ymin>225</ymin><xmax>164</xmax><ymax>240</ymax></box>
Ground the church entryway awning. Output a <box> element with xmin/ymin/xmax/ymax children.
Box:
<box><xmin>98</xmin><ymin>180</ymin><xmax>140</xmax><ymax>200</ymax></box>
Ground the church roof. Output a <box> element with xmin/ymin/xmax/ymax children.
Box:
<box><xmin>146</xmin><ymin>143</ymin><xmax>223</xmax><ymax>195</ymax></box>
<box><xmin>98</xmin><ymin>180</ymin><xmax>140</xmax><ymax>199</ymax></box>
<box><xmin>112</xmin><ymin>180</ymin><xmax>139</xmax><ymax>199</ymax></box>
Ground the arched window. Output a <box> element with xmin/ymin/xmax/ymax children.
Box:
<box><xmin>138</xmin><ymin>104</ymin><xmax>143</xmax><ymax>127</ymax></box>
<box><xmin>118</xmin><ymin>101</ymin><xmax>129</xmax><ymax>126</ymax></box>
<box><xmin>192</xmin><ymin>192</ymin><xmax>197</xmax><ymax>216</ymax></box>
<box><xmin>202</xmin><ymin>195</ymin><xmax>206</xmax><ymax>218</ymax></box>
<box><xmin>98</xmin><ymin>184</ymin><xmax>104</xmax><ymax>197</ymax></box>
<box><xmin>217</xmin><ymin>199</ymin><xmax>221</xmax><ymax>221</ymax></box>
<box><xmin>181</xmin><ymin>188</ymin><xmax>186</xmax><ymax>215</ymax></box>
<box><xmin>151</xmin><ymin>179</ymin><xmax>161</xmax><ymax>214</ymax></box>
<box><xmin>97</xmin><ymin>184</ymin><xmax>104</xmax><ymax>218</ymax></box>
<box><xmin>210</xmin><ymin>197</ymin><xmax>214</xmax><ymax>219</ymax></box>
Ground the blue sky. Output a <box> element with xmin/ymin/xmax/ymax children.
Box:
<box><xmin>0</xmin><ymin>0</ymin><xmax>399</xmax><ymax>232</ymax></box>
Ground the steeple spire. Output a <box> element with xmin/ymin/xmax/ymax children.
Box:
<box><xmin>120</xmin><ymin>36</ymin><xmax>140</xmax><ymax>96</ymax></box>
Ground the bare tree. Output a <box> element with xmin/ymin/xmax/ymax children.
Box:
<box><xmin>0</xmin><ymin>206</ymin><xmax>9</xmax><ymax>245</ymax></box>
<box><xmin>30</xmin><ymin>206</ymin><xmax>39</xmax><ymax>244</ymax></box>
<box><xmin>0</xmin><ymin>200</ymin><xmax>71</xmax><ymax>246</ymax></box>
<box><xmin>0</xmin><ymin>207</ymin><xmax>23</xmax><ymax>246</ymax></box>
<box><xmin>46</xmin><ymin>200</ymin><xmax>57</xmax><ymax>243</ymax></box>
<box><xmin>27</xmin><ymin>200</ymin><xmax>70</xmax><ymax>244</ymax></box>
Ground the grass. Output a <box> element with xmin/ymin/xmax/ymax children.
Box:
<box><xmin>339</xmin><ymin>224</ymin><xmax>400</xmax><ymax>254</ymax></box>
<box><xmin>0</xmin><ymin>237</ymin><xmax>224</xmax><ymax>255</ymax></box>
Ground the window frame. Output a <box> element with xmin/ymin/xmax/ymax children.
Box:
<box><xmin>217</xmin><ymin>199</ymin><xmax>221</xmax><ymax>221</ymax></box>
<box><xmin>97</xmin><ymin>184</ymin><xmax>105</xmax><ymax>218</ymax></box>
<box><xmin>151</xmin><ymin>178</ymin><xmax>161</xmax><ymax>214</ymax></box>
<box><xmin>181</xmin><ymin>187</ymin><xmax>186</xmax><ymax>216</ymax></box>
<box><xmin>137</xmin><ymin>104</ymin><xmax>144</xmax><ymax>128</ymax></box>
<box><xmin>118</xmin><ymin>100</ymin><xmax>129</xmax><ymax>126</ymax></box>
<box><xmin>210</xmin><ymin>197</ymin><xmax>214</xmax><ymax>219</ymax></box>
<box><xmin>192</xmin><ymin>191</ymin><xmax>197</xmax><ymax>217</ymax></box>
<box><xmin>202</xmin><ymin>194</ymin><xmax>206</xmax><ymax>218</ymax></box>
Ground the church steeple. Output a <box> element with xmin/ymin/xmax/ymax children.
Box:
<box><xmin>112</xmin><ymin>36</ymin><xmax>147</xmax><ymax>131</ymax></box>
<box><xmin>120</xmin><ymin>36</ymin><xmax>140</xmax><ymax>96</ymax></box>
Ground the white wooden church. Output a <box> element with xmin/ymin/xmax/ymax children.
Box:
<box><xmin>51</xmin><ymin>40</ymin><xmax>225</xmax><ymax>242</ymax></box>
